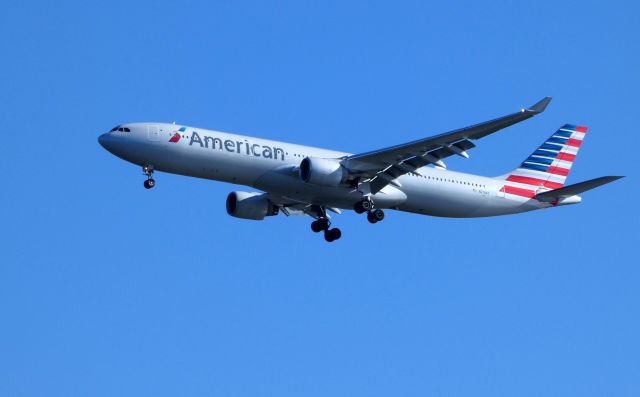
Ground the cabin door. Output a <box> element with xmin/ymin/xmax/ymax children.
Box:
<box><xmin>147</xmin><ymin>125</ymin><xmax>160</xmax><ymax>141</ymax></box>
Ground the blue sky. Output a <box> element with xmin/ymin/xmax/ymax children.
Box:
<box><xmin>1</xmin><ymin>1</ymin><xmax>638</xmax><ymax>396</ymax></box>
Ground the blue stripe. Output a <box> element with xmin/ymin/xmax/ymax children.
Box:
<box><xmin>553</xmin><ymin>130</ymin><xmax>573</xmax><ymax>138</ymax></box>
<box><xmin>533</xmin><ymin>149</ymin><xmax>557</xmax><ymax>158</ymax></box>
<box><xmin>520</xmin><ymin>163</ymin><xmax>549</xmax><ymax>172</ymax></box>
<box><xmin>562</xmin><ymin>124</ymin><xmax>577</xmax><ymax>130</ymax></box>
<box><xmin>527</xmin><ymin>156</ymin><xmax>554</xmax><ymax>165</ymax></box>
<box><xmin>540</xmin><ymin>143</ymin><xmax>563</xmax><ymax>151</ymax></box>
<box><xmin>178</xmin><ymin>127</ymin><xmax>186</xmax><ymax>132</ymax></box>
<box><xmin>547</xmin><ymin>137</ymin><xmax>568</xmax><ymax>145</ymax></box>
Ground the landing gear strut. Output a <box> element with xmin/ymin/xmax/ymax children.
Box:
<box><xmin>143</xmin><ymin>164</ymin><xmax>155</xmax><ymax>189</ymax></box>
<box><xmin>310</xmin><ymin>214</ymin><xmax>342</xmax><ymax>242</ymax></box>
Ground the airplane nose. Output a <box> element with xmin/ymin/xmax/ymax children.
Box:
<box><xmin>98</xmin><ymin>133</ymin><xmax>107</xmax><ymax>148</ymax></box>
<box><xmin>98</xmin><ymin>130</ymin><xmax>132</xmax><ymax>159</ymax></box>
<box><xmin>98</xmin><ymin>132</ymin><xmax>117</xmax><ymax>153</ymax></box>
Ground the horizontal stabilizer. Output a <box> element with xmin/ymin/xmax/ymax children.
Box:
<box><xmin>536</xmin><ymin>176</ymin><xmax>624</xmax><ymax>202</ymax></box>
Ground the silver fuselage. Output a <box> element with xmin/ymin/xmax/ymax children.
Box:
<box><xmin>99</xmin><ymin>122</ymin><xmax>555</xmax><ymax>217</ymax></box>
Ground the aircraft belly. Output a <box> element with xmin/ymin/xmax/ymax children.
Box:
<box><xmin>253</xmin><ymin>169</ymin><xmax>407</xmax><ymax>209</ymax></box>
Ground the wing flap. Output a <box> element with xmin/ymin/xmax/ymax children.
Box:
<box><xmin>429</xmin><ymin>139</ymin><xmax>476</xmax><ymax>160</ymax></box>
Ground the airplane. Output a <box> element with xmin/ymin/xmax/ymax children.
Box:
<box><xmin>98</xmin><ymin>97</ymin><xmax>623</xmax><ymax>242</ymax></box>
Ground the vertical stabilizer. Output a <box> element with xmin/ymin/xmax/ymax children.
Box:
<box><xmin>497</xmin><ymin>124</ymin><xmax>587</xmax><ymax>191</ymax></box>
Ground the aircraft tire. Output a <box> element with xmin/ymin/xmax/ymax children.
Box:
<box><xmin>311</xmin><ymin>220</ymin><xmax>324</xmax><ymax>233</ymax></box>
<box><xmin>367</xmin><ymin>211</ymin><xmax>378</xmax><ymax>224</ymax></box>
<box><xmin>372</xmin><ymin>208</ymin><xmax>385</xmax><ymax>222</ymax></box>
<box><xmin>331</xmin><ymin>228</ymin><xmax>342</xmax><ymax>240</ymax></box>
<box><xmin>324</xmin><ymin>228</ymin><xmax>341</xmax><ymax>242</ymax></box>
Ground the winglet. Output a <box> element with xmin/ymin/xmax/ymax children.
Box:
<box><xmin>527</xmin><ymin>96</ymin><xmax>552</xmax><ymax>114</ymax></box>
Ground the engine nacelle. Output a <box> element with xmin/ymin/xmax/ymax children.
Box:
<box><xmin>226</xmin><ymin>191</ymin><xmax>277</xmax><ymax>220</ymax></box>
<box><xmin>299</xmin><ymin>157</ymin><xmax>347</xmax><ymax>186</ymax></box>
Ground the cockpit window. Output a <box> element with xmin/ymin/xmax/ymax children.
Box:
<box><xmin>110</xmin><ymin>126</ymin><xmax>119</xmax><ymax>132</ymax></box>
<box><xmin>124</xmin><ymin>127</ymin><xmax>131</xmax><ymax>132</ymax></box>
<box><xmin>110</xmin><ymin>125</ymin><xmax>130</xmax><ymax>132</ymax></box>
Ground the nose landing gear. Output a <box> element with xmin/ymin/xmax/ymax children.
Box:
<box><xmin>143</xmin><ymin>179</ymin><xmax>156</xmax><ymax>189</ymax></box>
<box><xmin>143</xmin><ymin>164</ymin><xmax>155</xmax><ymax>189</ymax></box>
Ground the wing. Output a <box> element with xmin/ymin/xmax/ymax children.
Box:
<box><xmin>342</xmin><ymin>97</ymin><xmax>552</xmax><ymax>193</ymax></box>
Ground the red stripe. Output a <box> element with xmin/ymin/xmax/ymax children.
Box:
<box><xmin>566</xmin><ymin>138</ymin><xmax>582</xmax><ymax>147</ymax></box>
<box><xmin>506</xmin><ymin>175</ymin><xmax>564</xmax><ymax>189</ymax></box>
<box><xmin>575</xmin><ymin>126</ymin><xmax>588</xmax><ymax>133</ymax></box>
<box><xmin>556</xmin><ymin>152</ymin><xmax>576</xmax><ymax>162</ymax></box>
<box><xmin>502</xmin><ymin>185</ymin><xmax>536</xmax><ymax>198</ymax></box>
<box><xmin>547</xmin><ymin>166</ymin><xmax>570</xmax><ymax>176</ymax></box>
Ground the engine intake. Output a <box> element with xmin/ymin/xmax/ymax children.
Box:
<box><xmin>226</xmin><ymin>191</ymin><xmax>278</xmax><ymax>220</ymax></box>
<box><xmin>299</xmin><ymin>157</ymin><xmax>347</xmax><ymax>186</ymax></box>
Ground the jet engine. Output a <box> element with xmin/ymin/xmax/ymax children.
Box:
<box><xmin>226</xmin><ymin>191</ymin><xmax>278</xmax><ymax>220</ymax></box>
<box><xmin>299</xmin><ymin>157</ymin><xmax>347</xmax><ymax>186</ymax></box>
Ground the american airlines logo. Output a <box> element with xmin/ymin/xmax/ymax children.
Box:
<box><xmin>185</xmin><ymin>130</ymin><xmax>286</xmax><ymax>161</ymax></box>
<box><xmin>168</xmin><ymin>127</ymin><xmax>185</xmax><ymax>143</ymax></box>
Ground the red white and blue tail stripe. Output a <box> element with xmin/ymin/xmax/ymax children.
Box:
<box><xmin>497</xmin><ymin>124</ymin><xmax>587</xmax><ymax>198</ymax></box>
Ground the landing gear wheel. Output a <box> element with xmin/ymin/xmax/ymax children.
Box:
<box><xmin>311</xmin><ymin>218</ymin><xmax>330</xmax><ymax>233</ymax></box>
<box><xmin>324</xmin><ymin>228</ymin><xmax>342</xmax><ymax>242</ymax></box>
<box><xmin>355</xmin><ymin>198</ymin><xmax>373</xmax><ymax>214</ymax></box>
<box><xmin>371</xmin><ymin>208</ymin><xmax>384</xmax><ymax>222</ymax></box>
<box><xmin>144</xmin><ymin>178</ymin><xmax>156</xmax><ymax>189</ymax></box>
<box><xmin>367</xmin><ymin>209</ymin><xmax>384</xmax><ymax>224</ymax></box>
<box><xmin>361</xmin><ymin>199</ymin><xmax>373</xmax><ymax>212</ymax></box>
<box><xmin>367</xmin><ymin>211</ymin><xmax>378</xmax><ymax>223</ymax></box>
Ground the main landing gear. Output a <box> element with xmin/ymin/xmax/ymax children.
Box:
<box><xmin>354</xmin><ymin>198</ymin><xmax>385</xmax><ymax>224</ymax></box>
<box><xmin>353</xmin><ymin>198</ymin><xmax>373</xmax><ymax>214</ymax></box>
<box><xmin>142</xmin><ymin>165</ymin><xmax>155</xmax><ymax>189</ymax></box>
<box><xmin>367</xmin><ymin>208</ymin><xmax>385</xmax><ymax>224</ymax></box>
<box><xmin>310</xmin><ymin>217</ymin><xmax>342</xmax><ymax>242</ymax></box>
